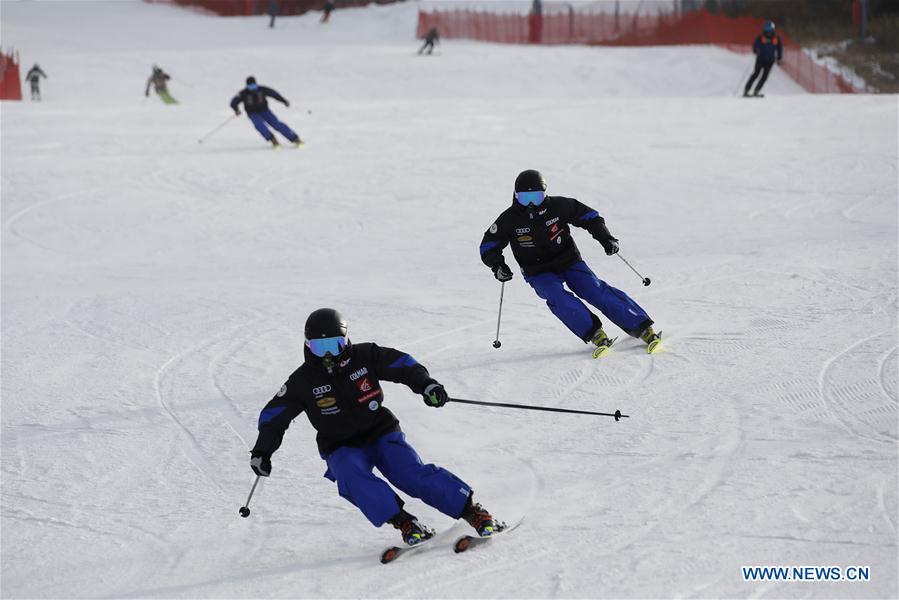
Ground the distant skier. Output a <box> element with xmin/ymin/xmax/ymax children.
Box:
<box><xmin>268</xmin><ymin>0</ymin><xmax>279</xmax><ymax>28</ymax></box>
<box><xmin>480</xmin><ymin>170</ymin><xmax>661</xmax><ymax>356</ymax></box>
<box><xmin>744</xmin><ymin>21</ymin><xmax>783</xmax><ymax>97</ymax></box>
<box><xmin>249</xmin><ymin>308</ymin><xmax>498</xmax><ymax>546</ymax></box>
<box><xmin>145</xmin><ymin>65</ymin><xmax>177</xmax><ymax>104</ymax></box>
<box><xmin>25</xmin><ymin>63</ymin><xmax>47</xmax><ymax>101</ymax></box>
<box><xmin>418</xmin><ymin>27</ymin><xmax>439</xmax><ymax>55</ymax></box>
<box><xmin>321</xmin><ymin>0</ymin><xmax>334</xmax><ymax>23</ymax></box>
<box><xmin>230</xmin><ymin>76</ymin><xmax>303</xmax><ymax>148</ymax></box>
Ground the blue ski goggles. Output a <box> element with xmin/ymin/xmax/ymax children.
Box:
<box><xmin>247</xmin><ymin>83</ymin><xmax>259</xmax><ymax>91</ymax></box>
<box><xmin>305</xmin><ymin>335</ymin><xmax>348</xmax><ymax>358</ymax></box>
<box><xmin>515</xmin><ymin>191</ymin><xmax>545</xmax><ymax>206</ymax></box>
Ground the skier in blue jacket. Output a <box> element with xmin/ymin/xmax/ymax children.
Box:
<box><xmin>744</xmin><ymin>21</ymin><xmax>783</xmax><ymax>97</ymax></box>
<box><xmin>480</xmin><ymin>170</ymin><xmax>661</xmax><ymax>356</ymax></box>
<box><xmin>230</xmin><ymin>76</ymin><xmax>303</xmax><ymax>148</ymax></box>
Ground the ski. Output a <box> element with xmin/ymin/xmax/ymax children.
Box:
<box><xmin>453</xmin><ymin>518</ymin><xmax>524</xmax><ymax>554</ymax></box>
<box><xmin>380</xmin><ymin>527</ymin><xmax>446</xmax><ymax>564</ymax></box>
<box><xmin>591</xmin><ymin>336</ymin><xmax>617</xmax><ymax>359</ymax></box>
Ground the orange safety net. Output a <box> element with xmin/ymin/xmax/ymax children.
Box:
<box><xmin>0</xmin><ymin>49</ymin><xmax>23</xmax><ymax>101</ymax></box>
<box><xmin>417</xmin><ymin>9</ymin><xmax>870</xmax><ymax>94</ymax></box>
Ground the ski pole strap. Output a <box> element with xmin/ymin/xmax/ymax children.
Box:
<box><xmin>449</xmin><ymin>397</ymin><xmax>627</xmax><ymax>420</ymax></box>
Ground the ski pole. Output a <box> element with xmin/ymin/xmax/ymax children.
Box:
<box><xmin>238</xmin><ymin>475</ymin><xmax>260</xmax><ymax>518</ymax></box>
<box><xmin>198</xmin><ymin>114</ymin><xmax>238</xmax><ymax>144</ymax></box>
<box><xmin>617</xmin><ymin>253</ymin><xmax>651</xmax><ymax>286</ymax></box>
<box><xmin>450</xmin><ymin>397</ymin><xmax>627</xmax><ymax>421</ymax></box>
<box><xmin>492</xmin><ymin>281</ymin><xmax>505</xmax><ymax>349</ymax></box>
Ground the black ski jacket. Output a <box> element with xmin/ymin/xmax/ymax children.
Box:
<box><xmin>230</xmin><ymin>85</ymin><xmax>288</xmax><ymax>114</ymax></box>
<box><xmin>26</xmin><ymin>66</ymin><xmax>47</xmax><ymax>84</ymax></box>
<box><xmin>251</xmin><ymin>343</ymin><xmax>437</xmax><ymax>457</ymax></box>
<box><xmin>479</xmin><ymin>195</ymin><xmax>617</xmax><ymax>276</ymax></box>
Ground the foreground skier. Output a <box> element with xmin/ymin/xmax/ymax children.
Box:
<box><xmin>250</xmin><ymin>308</ymin><xmax>496</xmax><ymax>546</ymax></box>
<box><xmin>479</xmin><ymin>169</ymin><xmax>661</xmax><ymax>356</ymax></box>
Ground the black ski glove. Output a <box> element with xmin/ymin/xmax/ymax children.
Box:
<box><xmin>422</xmin><ymin>382</ymin><xmax>448</xmax><ymax>408</ymax></box>
<box><xmin>250</xmin><ymin>453</ymin><xmax>272</xmax><ymax>477</ymax></box>
<box><xmin>601</xmin><ymin>238</ymin><xmax>619</xmax><ymax>256</ymax></box>
<box><xmin>284</xmin><ymin>100</ymin><xmax>290</xmax><ymax>107</ymax></box>
<box><xmin>492</xmin><ymin>262</ymin><xmax>513</xmax><ymax>282</ymax></box>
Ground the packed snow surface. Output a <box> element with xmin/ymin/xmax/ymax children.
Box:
<box><xmin>2</xmin><ymin>1</ymin><xmax>896</xmax><ymax>598</ymax></box>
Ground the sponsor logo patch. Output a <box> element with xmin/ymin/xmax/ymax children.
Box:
<box><xmin>545</xmin><ymin>217</ymin><xmax>559</xmax><ymax>226</ymax></box>
<box><xmin>276</xmin><ymin>384</ymin><xmax>287</xmax><ymax>397</ymax></box>
<box><xmin>368</xmin><ymin>400</ymin><xmax>379</xmax><ymax>411</ymax></box>
<box><xmin>349</xmin><ymin>367</ymin><xmax>369</xmax><ymax>381</ymax></box>
<box><xmin>357</xmin><ymin>377</ymin><xmax>372</xmax><ymax>392</ymax></box>
<box><xmin>316</xmin><ymin>397</ymin><xmax>337</xmax><ymax>408</ymax></box>
<box><xmin>515</xmin><ymin>227</ymin><xmax>531</xmax><ymax>235</ymax></box>
<box><xmin>312</xmin><ymin>385</ymin><xmax>332</xmax><ymax>395</ymax></box>
<box><xmin>358</xmin><ymin>388</ymin><xmax>382</xmax><ymax>403</ymax></box>
<box><xmin>517</xmin><ymin>235</ymin><xmax>533</xmax><ymax>242</ymax></box>
<box><xmin>489</xmin><ymin>223</ymin><xmax>498</xmax><ymax>234</ymax></box>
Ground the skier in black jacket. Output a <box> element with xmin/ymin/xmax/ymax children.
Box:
<box><xmin>250</xmin><ymin>308</ymin><xmax>497</xmax><ymax>546</ymax></box>
<box><xmin>25</xmin><ymin>63</ymin><xmax>47</xmax><ymax>101</ymax></box>
<box><xmin>744</xmin><ymin>21</ymin><xmax>783</xmax><ymax>97</ymax></box>
<box><xmin>480</xmin><ymin>170</ymin><xmax>661</xmax><ymax>355</ymax></box>
<box><xmin>230</xmin><ymin>76</ymin><xmax>303</xmax><ymax>148</ymax></box>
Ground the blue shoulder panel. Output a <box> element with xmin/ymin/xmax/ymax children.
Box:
<box><xmin>580</xmin><ymin>210</ymin><xmax>599</xmax><ymax>221</ymax></box>
<box><xmin>388</xmin><ymin>354</ymin><xmax>419</xmax><ymax>369</ymax></box>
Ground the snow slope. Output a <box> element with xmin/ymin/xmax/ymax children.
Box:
<box><xmin>1</xmin><ymin>1</ymin><xmax>896</xmax><ymax>598</ymax></box>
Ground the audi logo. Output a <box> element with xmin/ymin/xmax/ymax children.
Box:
<box><xmin>312</xmin><ymin>385</ymin><xmax>332</xmax><ymax>395</ymax></box>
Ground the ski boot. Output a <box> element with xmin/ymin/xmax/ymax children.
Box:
<box><xmin>270</xmin><ymin>138</ymin><xmax>281</xmax><ymax>149</ymax></box>
<box><xmin>461</xmin><ymin>498</ymin><xmax>497</xmax><ymax>537</ymax></box>
<box><xmin>590</xmin><ymin>328</ymin><xmax>617</xmax><ymax>359</ymax></box>
<box><xmin>640</xmin><ymin>327</ymin><xmax>663</xmax><ymax>354</ymax></box>
<box><xmin>388</xmin><ymin>510</ymin><xmax>434</xmax><ymax>546</ymax></box>
<box><xmin>293</xmin><ymin>138</ymin><xmax>305</xmax><ymax>148</ymax></box>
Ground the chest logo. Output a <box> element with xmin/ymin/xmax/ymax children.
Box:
<box><xmin>517</xmin><ymin>235</ymin><xmax>533</xmax><ymax>242</ymax></box>
<box><xmin>349</xmin><ymin>367</ymin><xmax>369</xmax><ymax>381</ymax></box>
<box><xmin>357</xmin><ymin>377</ymin><xmax>372</xmax><ymax>392</ymax></box>
<box><xmin>515</xmin><ymin>227</ymin><xmax>530</xmax><ymax>235</ymax></box>
<box><xmin>312</xmin><ymin>385</ymin><xmax>332</xmax><ymax>395</ymax></box>
<box><xmin>316</xmin><ymin>397</ymin><xmax>337</xmax><ymax>408</ymax></box>
<box><xmin>545</xmin><ymin>217</ymin><xmax>559</xmax><ymax>226</ymax></box>
<box><xmin>368</xmin><ymin>400</ymin><xmax>379</xmax><ymax>411</ymax></box>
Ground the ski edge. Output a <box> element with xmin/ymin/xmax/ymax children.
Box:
<box><xmin>452</xmin><ymin>518</ymin><xmax>524</xmax><ymax>554</ymax></box>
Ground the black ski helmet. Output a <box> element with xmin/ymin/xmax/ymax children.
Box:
<box><xmin>246</xmin><ymin>76</ymin><xmax>257</xmax><ymax>85</ymax></box>
<box><xmin>304</xmin><ymin>308</ymin><xmax>347</xmax><ymax>342</ymax></box>
<box><xmin>514</xmin><ymin>169</ymin><xmax>547</xmax><ymax>193</ymax></box>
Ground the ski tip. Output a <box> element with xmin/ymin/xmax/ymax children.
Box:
<box><xmin>453</xmin><ymin>536</ymin><xmax>472</xmax><ymax>553</ymax></box>
<box><xmin>380</xmin><ymin>547</ymin><xmax>400</xmax><ymax>564</ymax></box>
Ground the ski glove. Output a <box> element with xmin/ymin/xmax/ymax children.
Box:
<box><xmin>250</xmin><ymin>454</ymin><xmax>271</xmax><ymax>477</ymax></box>
<box><xmin>493</xmin><ymin>262</ymin><xmax>513</xmax><ymax>282</ymax></box>
<box><xmin>601</xmin><ymin>238</ymin><xmax>619</xmax><ymax>256</ymax></box>
<box><xmin>422</xmin><ymin>382</ymin><xmax>448</xmax><ymax>408</ymax></box>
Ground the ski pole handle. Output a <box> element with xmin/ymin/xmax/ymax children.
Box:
<box><xmin>617</xmin><ymin>253</ymin><xmax>651</xmax><ymax>286</ymax></box>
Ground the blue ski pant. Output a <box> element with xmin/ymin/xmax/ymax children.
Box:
<box><xmin>248</xmin><ymin>109</ymin><xmax>299</xmax><ymax>143</ymax></box>
<box><xmin>323</xmin><ymin>431</ymin><xmax>472</xmax><ymax>527</ymax></box>
<box><xmin>524</xmin><ymin>260</ymin><xmax>652</xmax><ymax>341</ymax></box>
